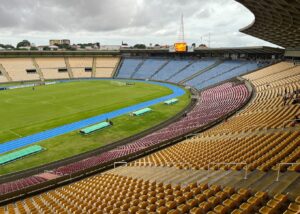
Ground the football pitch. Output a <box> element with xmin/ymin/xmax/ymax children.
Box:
<box><xmin>0</xmin><ymin>80</ymin><xmax>190</xmax><ymax>174</ymax></box>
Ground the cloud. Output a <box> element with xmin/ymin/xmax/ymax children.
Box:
<box><xmin>0</xmin><ymin>0</ymin><xmax>277</xmax><ymax>47</ymax></box>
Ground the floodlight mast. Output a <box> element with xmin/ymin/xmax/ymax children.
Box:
<box><xmin>178</xmin><ymin>13</ymin><xmax>185</xmax><ymax>43</ymax></box>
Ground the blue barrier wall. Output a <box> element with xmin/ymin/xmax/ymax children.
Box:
<box><xmin>0</xmin><ymin>80</ymin><xmax>185</xmax><ymax>154</ymax></box>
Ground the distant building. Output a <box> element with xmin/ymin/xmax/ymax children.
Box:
<box><xmin>61</xmin><ymin>40</ymin><xmax>71</xmax><ymax>45</ymax></box>
<box><xmin>49</xmin><ymin>39</ymin><xmax>71</xmax><ymax>46</ymax></box>
<box><xmin>37</xmin><ymin>45</ymin><xmax>59</xmax><ymax>51</ymax></box>
<box><xmin>49</xmin><ymin>40</ymin><xmax>60</xmax><ymax>46</ymax></box>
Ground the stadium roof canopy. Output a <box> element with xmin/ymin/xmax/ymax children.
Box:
<box><xmin>236</xmin><ymin>0</ymin><xmax>300</xmax><ymax>49</ymax></box>
<box><xmin>121</xmin><ymin>46</ymin><xmax>284</xmax><ymax>55</ymax></box>
<box><xmin>0</xmin><ymin>46</ymin><xmax>284</xmax><ymax>57</ymax></box>
<box><xmin>193</xmin><ymin>46</ymin><xmax>284</xmax><ymax>54</ymax></box>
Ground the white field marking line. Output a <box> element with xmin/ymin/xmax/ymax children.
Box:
<box><xmin>37</xmin><ymin>95</ymin><xmax>76</xmax><ymax>112</ymax></box>
<box><xmin>8</xmin><ymin>130</ymin><xmax>23</xmax><ymax>138</ymax></box>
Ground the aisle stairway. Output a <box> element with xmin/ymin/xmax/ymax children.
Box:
<box><xmin>0</xmin><ymin>64</ymin><xmax>12</xmax><ymax>82</ymax></box>
<box><xmin>64</xmin><ymin>57</ymin><xmax>73</xmax><ymax>79</ymax></box>
<box><xmin>32</xmin><ymin>58</ymin><xmax>44</xmax><ymax>81</ymax></box>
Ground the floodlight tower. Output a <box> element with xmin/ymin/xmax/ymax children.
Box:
<box><xmin>178</xmin><ymin>13</ymin><xmax>185</xmax><ymax>43</ymax></box>
<box><xmin>170</xmin><ymin>13</ymin><xmax>188</xmax><ymax>53</ymax></box>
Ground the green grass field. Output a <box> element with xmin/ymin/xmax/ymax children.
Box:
<box><xmin>0</xmin><ymin>80</ymin><xmax>190</xmax><ymax>175</ymax></box>
<box><xmin>0</xmin><ymin>80</ymin><xmax>172</xmax><ymax>142</ymax></box>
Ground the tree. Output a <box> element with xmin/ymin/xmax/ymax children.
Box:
<box><xmin>0</xmin><ymin>44</ymin><xmax>15</xmax><ymax>49</ymax></box>
<box><xmin>30</xmin><ymin>47</ymin><xmax>38</xmax><ymax>51</ymax></box>
<box><xmin>133</xmin><ymin>44</ymin><xmax>146</xmax><ymax>49</ymax></box>
<box><xmin>17</xmin><ymin>40</ymin><xmax>31</xmax><ymax>48</ymax></box>
<box><xmin>43</xmin><ymin>46</ymin><xmax>51</xmax><ymax>51</ymax></box>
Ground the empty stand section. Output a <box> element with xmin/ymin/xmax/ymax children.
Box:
<box><xmin>0</xmin><ymin>176</ymin><xmax>47</xmax><ymax>195</ymax></box>
<box><xmin>95</xmin><ymin>57</ymin><xmax>120</xmax><ymax>78</ymax></box>
<box><xmin>68</xmin><ymin>57</ymin><xmax>93</xmax><ymax>78</ymax></box>
<box><xmin>1</xmin><ymin>173</ymin><xmax>297</xmax><ymax>214</ymax></box>
<box><xmin>151</xmin><ymin>60</ymin><xmax>191</xmax><ymax>81</ymax></box>
<box><xmin>0</xmin><ymin>58</ymin><xmax>40</xmax><ymax>81</ymax></box>
<box><xmin>132</xmin><ymin>62</ymin><xmax>300</xmax><ymax>172</ymax></box>
<box><xmin>117</xmin><ymin>58</ymin><xmax>262</xmax><ymax>89</ymax></box>
<box><xmin>35</xmin><ymin>58</ymin><xmax>69</xmax><ymax>80</ymax></box>
<box><xmin>186</xmin><ymin>60</ymin><xmax>259</xmax><ymax>90</ymax></box>
<box><xmin>132</xmin><ymin>59</ymin><xmax>168</xmax><ymax>79</ymax></box>
<box><xmin>168</xmin><ymin>59</ymin><xmax>217</xmax><ymax>83</ymax></box>
<box><xmin>134</xmin><ymin>131</ymin><xmax>300</xmax><ymax>172</ymax></box>
<box><xmin>117</xmin><ymin>58</ymin><xmax>144</xmax><ymax>78</ymax></box>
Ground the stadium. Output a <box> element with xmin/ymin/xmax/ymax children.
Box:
<box><xmin>0</xmin><ymin>0</ymin><xmax>300</xmax><ymax>213</ymax></box>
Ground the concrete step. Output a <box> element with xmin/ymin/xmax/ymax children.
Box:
<box><xmin>284</xmin><ymin>177</ymin><xmax>300</xmax><ymax>199</ymax></box>
<box><xmin>171</xmin><ymin>170</ymin><xmax>203</xmax><ymax>185</ymax></box>
<box><xmin>146</xmin><ymin>167</ymin><xmax>179</xmax><ymax>182</ymax></box>
<box><xmin>152</xmin><ymin>168</ymin><xmax>186</xmax><ymax>183</ymax></box>
<box><xmin>266</xmin><ymin>172</ymin><xmax>299</xmax><ymax>196</ymax></box>
<box><xmin>109</xmin><ymin>166</ymin><xmax>300</xmax><ymax>198</ymax></box>
<box><xmin>205</xmin><ymin>170</ymin><xmax>233</xmax><ymax>185</ymax></box>
<box><xmin>233</xmin><ymin>170</ymin><xmax>266</xmax><ymax>189</ymax></box>
<box><xmin>213</xmin><ymin>170</ymin><xmax>243</xmax><ymax>187</ymax></box>
<box><xmin>249</xmin><ymin>171</ymin><xmax>278</xmax><ymax>192</ymax></box>
<box><xmin>181</xmin><ymin>170</ymin><xmax>209</xmax><ymax>185</ymax></box>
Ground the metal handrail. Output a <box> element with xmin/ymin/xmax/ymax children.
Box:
<box><xmin>276</xmin><ymin>162</ymin><xmax>300</xmax><ymax>181</ymax></box>
<box><xmin>208</xmin><ymin>162</ymin><xmax>248</xmax><ymax>180</ymax></box>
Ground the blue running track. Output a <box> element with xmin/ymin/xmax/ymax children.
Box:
<box><xmin>0</xmin><ymin>80</ymin><xmax>185</xmax><ymax>154</ymax></box>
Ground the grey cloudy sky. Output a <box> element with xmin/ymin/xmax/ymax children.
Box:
<box><xmin>0</xmin><ymin>0</ymin><xmax>278</xmax><ymax>47</ymax></box>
